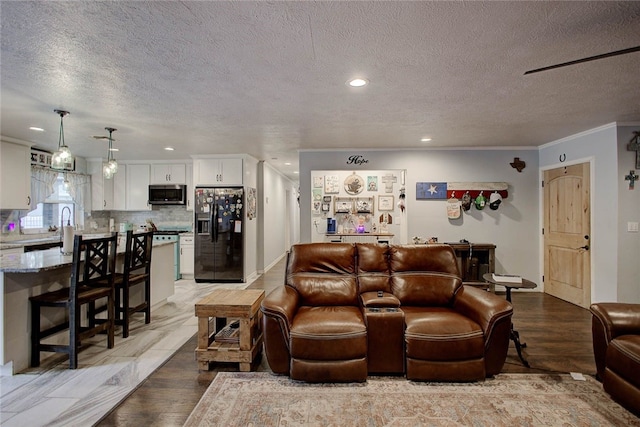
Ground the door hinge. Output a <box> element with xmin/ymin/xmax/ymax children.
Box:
<box><xmin>542</xmin><ymin>275</ymin><xmax>544</xmax><ymax>282</ymax></box>
<box><xmin>542</xmin><ymin>228</ymin><xmax>544</xmax><ymax>235</ymax></box>
<box><xmin>541</xmin><ymin>180</ymin><xmax>545</xmax><ymax>187</ymax></box>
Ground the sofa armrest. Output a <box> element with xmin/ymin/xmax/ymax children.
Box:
<box><xmin>261</xmin><ymin>286</ymin><xmax>299</xmax><ymax>337</ymax></box>
<box><xmin>260</xmin><ymin>286</ymin><xmax>300</xmax><ymax>375</ymax></box>
<box><xmin>453</xmin><ymin>285</ymin><xmax>513</xmax><ymax>334</ymax></box>
<box><xmin>590</xmin><ymin>303</ymin><xmax>640</xmax><ymax>380</ymax></box>
<box><xmin>453</xmin><ymin>286</ymin><xmax>513</xmax><ymax>376</ymax></box>
<box><xmin>360</xmin><ymin>291</ymin><xmax>401</xmax><ymax>308</ymax></box>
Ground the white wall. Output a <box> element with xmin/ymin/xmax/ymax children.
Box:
<box><xmin>538</xmin><ymin>124</ymin><xmax>619</xmax><ymax>303</ymax></box>
<box><xmin>258</xmin><ymin>161</ymin><xmax>300</xmax><ymax>272</ymax></box>
<box><xmin>243</xmin><ymin>155</ymin><xmax>259</xmax><ymax>282</ymax></box>
<box><xmin>300</xmin><ymin>149</ymin><xmax>540</xmax><ymax>282</ymax></box>
<box><xmin>617</xmin><ymin>126</ymin><xmax>640</xmax><ymax>303</ymax></box>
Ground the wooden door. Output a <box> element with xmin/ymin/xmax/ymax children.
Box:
<box><xmin>543</xmin><ymin>162</ymin><xmax>591</xmax><ymax>308</ymax></box>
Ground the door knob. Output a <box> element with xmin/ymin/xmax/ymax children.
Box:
<box><xmin>576</xmin><ymin>245</ymin><xmax>589</xmax><ymax>251</ymax></box>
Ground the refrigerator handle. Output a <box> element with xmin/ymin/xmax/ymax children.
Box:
<box><xmin>213</xmin><ymin>206</ymin><xmax>219</xmax><ymax>242</ymax></box>
<box><xmin>210</xmin><ymin>204</ymin><xmax>216</xmax><ymax>242</ymax></box>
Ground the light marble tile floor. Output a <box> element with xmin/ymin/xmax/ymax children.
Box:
<box><xmin>0</xmin><ymin>279</ymin><xmax>249</xmax><ymax>427</ymax></box>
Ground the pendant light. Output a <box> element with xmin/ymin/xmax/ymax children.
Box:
<box><xmin>103</xmin><ymin>127</ymin><xmax>118</xmax><ymax>179</ymax></box>
<box><xmin>51</xmin><ymin>109</ymin><xmax>73</xmax><ymax>170</ymax></box>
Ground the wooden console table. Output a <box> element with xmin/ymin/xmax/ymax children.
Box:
<box><xmin>194</xmin><ymin>289</ymin><xmax>265</xmax><ymax>372</ymax></box>
<box><xmin>446</xmin><ymin>242</ymin><xmax>496</xmax><ymax>292</ymax></box>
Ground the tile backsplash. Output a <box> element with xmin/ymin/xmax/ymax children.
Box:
<box><xmin>1</xmin><ymin>205</ymin><xmax>193</xmax><ymax>237</ymax></box>
<box><xmin>89</xmin><ymin>206</ymin><xmax>193</xmax><ymax>231</ymax></box>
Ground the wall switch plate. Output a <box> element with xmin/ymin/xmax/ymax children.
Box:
<box><xmin>628</xmin><ymin>222</ymin><xmax>639</xmax><ymax>232</ymax></box>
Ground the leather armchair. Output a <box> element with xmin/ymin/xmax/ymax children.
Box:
<box><xmin>590</xmin><ymin>303</ymin><xmax>640</xmax><ymax>415</ymax></box>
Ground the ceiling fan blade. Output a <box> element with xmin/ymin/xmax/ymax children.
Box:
<box><xmin>524</xmin><ymin>45</ymin><xmax>640</xmax><ymax>75</ymax></box>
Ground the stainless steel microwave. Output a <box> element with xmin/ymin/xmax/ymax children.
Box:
<box><xmin>148</xmin><ymin>184</ymin><xmax>187</xmax><ymax>205</ymax></box>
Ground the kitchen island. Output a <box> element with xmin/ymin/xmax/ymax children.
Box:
<box><xmin>0</xmin><ymin>240</ymin><xmax>175</xmax><ymax>375</ymax></box>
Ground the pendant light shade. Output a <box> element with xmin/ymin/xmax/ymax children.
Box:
<box><xmin>51</xmin><ymin>110</ymin><xmax>74</xmax><ymax>170</ymax></box>
<box><xmin>103</xmin><ymin>127</ymin><xmax>118</xmax><ymax>179</ymax></box>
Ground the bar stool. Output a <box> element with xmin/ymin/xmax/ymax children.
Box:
<box><xmin>114</xmin><ymin>230</ymin><xmax>154</xmax><ymax>338</ymax></box>
<box><xmin>30</xmin><ymin>233</ymin><xmax>118</xmax><ymax>369</ymax></box>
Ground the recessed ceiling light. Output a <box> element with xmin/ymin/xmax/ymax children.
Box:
<box><xmin>347</xmin><ymin>78</ymin><xmax>368</xmax><ymax>87</ymax></box>
<box><xmin>29</xmin><ymin>127</ymin><xmax>45</xmax><ymax>132</ymax></box>
<box><xmin>284</xmin><ymin>162</ymin><xmax>291</xmax><ymax>166</ymax></box>
<box><xmin>164</xmin><ymin>147</ymin><xmax>174</xmax><ymax>151</ymax></box>
<box><xmin>109</xmin><ymin>148</ymin><xmax>119</xmax><ymax>152</ymax></box>
<box><xmin>421</xmin><ymin>138</ymin><xmax>432</xmax><ymax>142</ymax></box>
<box><xmin>294</xmin><ymin>171</ymin><xmax>299</xmax><ymax>174</ymax></box>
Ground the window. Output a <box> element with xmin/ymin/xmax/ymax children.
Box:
<box><xmin>21</xmin><ymin>174</ymin><xmax>75</xmax><ymax>231</ymax></box>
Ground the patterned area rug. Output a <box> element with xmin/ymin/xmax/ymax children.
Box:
<box><xmin>184</xmin><ymin>372</ymin><xmax>639</xmax><ymax>426</ymax></box>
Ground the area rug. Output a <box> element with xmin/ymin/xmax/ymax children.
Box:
<box><xmin>183</xmin><ymin>372</ymin><xmax>639</xmax><ymax>427</ymax></box>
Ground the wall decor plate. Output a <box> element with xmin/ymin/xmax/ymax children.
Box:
<box><xmin>344</xmin><ymin>173</ymin><xmax>365</xmax><ymax>195</ymax></box>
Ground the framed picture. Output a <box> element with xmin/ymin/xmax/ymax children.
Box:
<box><xmin>378</xmin><ymin>195</ymin><xmax>394</xmax><ymax>211</ymax></box>
<box><xmin>367</xmin><ymin>176</ymin><xmax>378</xmax><ymax>191</ymax></box>
<box><xmin>356</xmin><ymin>197</ymin><xmax>373</xmax><ymax>213</ymax></box>
<box><xmin>324</xmin><ymin>175</ymin><xmax>340</xmax><ymax>194</ymax></box>
<box><xmin>334</xmin><ymin>198</ymin><xmax>352</xmax><ymax>213</ymax></box>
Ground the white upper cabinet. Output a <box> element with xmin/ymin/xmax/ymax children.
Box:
<box><xmin>151</xmin><ymin>163</ymin><xmax>186</xmax><ymax>184</ymax></box>
<box><xmin>126</xmin><ymin>164</ymin><xmax>151</xmax><ymax>211</ymax></box>
<box><xmin>186</xmin><ymin>163</ymin><xmax>194</xmax><ymax>211</ymax></box>
<box><xmin>193</xmin><ymin>158</ymin><xmax>243</xmax><ymax>186</ymax></box>
<box><xmin>112</xmin><ymin>165</ymin><xmax>127</xmax><ymax>210</ymax></box>
<box><xmin>0</xmin><ymin>142</ymin><xmax>31</xmax><ymax>209</ymax></box>
<box><xmin>87</xmin><ymin>160</ymin><xmax>114</xmax><ymax>211</ymax></box>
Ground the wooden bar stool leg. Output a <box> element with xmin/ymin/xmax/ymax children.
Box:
<box><xmin>144</xmin><ymin>278</ymin><xmax>151</xmax><ymax>324</ymax></box>
<box><xmin>122</xmin><ymin>283</ymin><xmax>130</xmax><ymax>338</ymax></box>
<box><xmin>70</xmin><ymin>302</ymin><xmax>79</xmax><ymax>369</ymax></box>
<box><xmin>31</xmin><ymin>302</ymin><xmax>41</xmax><ymax>367</ymax></box>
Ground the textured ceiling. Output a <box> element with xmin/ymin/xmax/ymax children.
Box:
<box><xmin>2</xmin><ymin>1</ymin><xmax>640</xmax><ymax>182</ymax></box>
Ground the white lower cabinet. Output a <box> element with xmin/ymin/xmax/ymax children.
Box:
<box><xmin>179</xmin><ymin>234</ymin><xmax>194</xmax><ymax>277</ymax></box>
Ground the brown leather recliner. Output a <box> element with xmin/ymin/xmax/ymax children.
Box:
<box><xmin>261</xmin><ymin>242</ymin><xmax>513</xmax><ymax>383</ymax></box>
<box><xmin>590</xmin><ymin>303</ymin><xmax>640</xmax><ymax>415</ymax></box>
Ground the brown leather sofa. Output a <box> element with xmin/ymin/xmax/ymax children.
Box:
<box><xmin>590</xmin><ymin>303</ymin><xmax>640</xmax><ymax>415</ymax></box>
<box><xmin>261</xmin><ymin>242</ymin><xmax>513</xmax><ymax>383</ymax></box>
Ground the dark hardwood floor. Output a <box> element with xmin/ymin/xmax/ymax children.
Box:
<box><xmin>97</xmin><ymin>258</ymin><xmax>596</xmax><ymax>426</ymax></box>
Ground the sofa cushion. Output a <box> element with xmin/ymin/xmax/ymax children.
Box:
<box><xmin>392</xmin><ymin>273</ymin><xmax>461</xmax><ymax>306</ymax></box>
<box><xmin>389</xmin><ymin>245</ymin><xmax>462</xmax><ymax>306</ymax></box>
<box><xmin>289</xmin><ymin>275</ymin><xmax>358</xmax><ymax>306</ymax></box>
<box><xmin>287</xmin><ymin>243</ymin><xmax>358</xmax><ymax>306</ymax></box>
<box><xmin>606</xmin><ymin>335</ymin><xmax>640</xmax><ymax>390</ymax></box>
<box><xmin>290</xmin><ymin>306</ymin><xmax>367</xmax><ymax>360</ymax></box>
<box><xmin>357</xmin><ymin>243</ymin><xmax>391</xmax><ymax>293</ymax></box>
<box><xmin>403</xmin><ymin>306</ymin><xmax>485</xmax><ymax>360</ymax></box>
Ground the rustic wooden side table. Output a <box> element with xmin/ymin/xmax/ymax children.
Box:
<box><xmin>194</xmin><ymin>288</ymin><xmax>265</xmax><ymax>372</ymax></box>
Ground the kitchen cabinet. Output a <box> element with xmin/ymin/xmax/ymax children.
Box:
<box><xmin>193</xmin><ymin>158</ymin><xmax>243</xmax><ymax>186</ymax></box>
<box><xmin>186</xmin><ymin>163</ymin><xmax>194</xmax><ymax>211</ymax></box>
<box><xmin>151</xmin><ymin>163</ymin><xmax>186</xmax><ymax>184</ymax></box>
<box><xmin>126</xmin><ymin>164</ymin><xmax>151</xmax><ymax>211</ymax></box>
<box><xmin>88</xmin><ymin>160</ymin><xmax>114</xmax><ymax>211</ymax></box>
<box><xmin>112</xmin><ymin>164</ymin><xmax>127</xmax><ymax>210</ymax></box>
<box><xmin>179</xmin><ymin>234</ymin><xmax>194</xmax><ymax>277</ymax></box>
<box><xmin>0</xmin><ymin>142</ymin><xmax>31</xmax><ymax>209</ymax></box>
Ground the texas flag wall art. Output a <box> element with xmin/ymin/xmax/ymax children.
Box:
<box><xmin>416</xmin><ymin>182</ymin><xmax>448</xmax><ymax>200</ymax></box>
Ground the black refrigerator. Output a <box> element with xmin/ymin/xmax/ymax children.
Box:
<box><xmin>194</xmin><ymin>186</ymin><xmax>244</xmax><ymax>282</ymax></box>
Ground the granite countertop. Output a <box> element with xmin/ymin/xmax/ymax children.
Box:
<box><xmin>0</xmin><ymin>240</ymin><xmax>174</xmax><ymax>274</ymax></box>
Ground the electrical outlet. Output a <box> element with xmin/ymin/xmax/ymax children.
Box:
<box><xmin>628</xmin><ymin>222</ymin><xmax>639</xmax><ymax>232</ymax></box>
